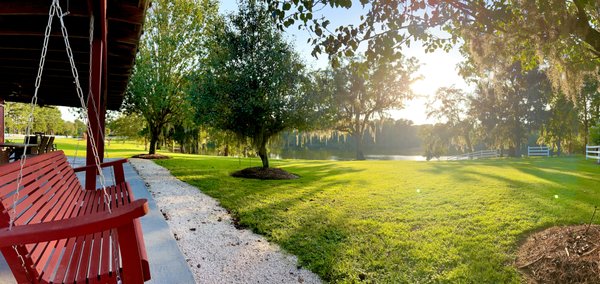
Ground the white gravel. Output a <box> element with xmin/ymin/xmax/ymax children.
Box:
<box><xmin>129</xmin><ymin>158</ymin><xmax>322</xmax><ymax>284</ymax></box>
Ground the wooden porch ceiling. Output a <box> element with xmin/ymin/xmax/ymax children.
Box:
<box><xmin>0</xmin><ymin>0</ymin><xmax>149</xmax><ymax>110</ymax></box>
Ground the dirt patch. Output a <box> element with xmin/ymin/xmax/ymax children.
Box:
<box><xmin>231</xmin><ymin>167</ymin><xmax>298</xmax><ymax>180</ymax></box>
<box><xmin>516</xmin><ymin>225</ymin><xmax>600</xmax><ymax>283</ymax></box>
<box><xmin>131</xmin><ymin>154</ymin><xmax>170</xmax><ymax>159</ymax></box>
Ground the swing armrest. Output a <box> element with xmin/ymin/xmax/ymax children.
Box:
<box><xmin>0</xmin><ymin>199</ymin><xmax>148</xmax><ymax>247</ymax></box>
<box><xmin>73</xmin><ymin>159</ymin><xmax>128</xmax><ymax>183</ymax></box>
<box><xmin>73</xmin><ymin>158</ymin><xmax>128</xmax><ymax>172</ymax></box>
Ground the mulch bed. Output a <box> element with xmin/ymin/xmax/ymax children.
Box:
<box><xmin>231</xmin><ymin>167</ymin><xmax>298</xmax><ymax>180</ymax></box>
<box><xmin>131</xmin><ymin>154</ymin><xmax>170</xmax><ymax>160</ymax></box>
<box><xmin>516</xmin><ymin>225</ymin><xmax>600</xmax><ymax>283</ymax></box>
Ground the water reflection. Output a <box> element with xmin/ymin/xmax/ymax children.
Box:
<box><xmin>269</xmin><ymin>150</ymin><xmax>443</xmax><ymax>161</ymax></box>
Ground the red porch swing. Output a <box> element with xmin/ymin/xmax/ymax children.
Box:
<box><xmin>0</xmin><ymin>1</ymin><xmax>150</xmax><ymax>283</ymax></box>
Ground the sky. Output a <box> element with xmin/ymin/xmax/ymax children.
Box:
<box><xmin>61</xmin><ymin>0</ymin><xmax>468</xmax><ymax>125</ymax></box>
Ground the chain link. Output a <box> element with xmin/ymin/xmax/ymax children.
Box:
<box><xmin>55</xmin><ymin>3</ymin><xmax>122</xmax><ymax>282</ymax></box>
<box><xmin>55</xmin><ymin>2</ymin><xmax>112</xmax><ymax>214</ymax></box>
<box><xmin>10</xmin><ymin>0</ymin><xmax>57</xmax><ymax>231</ymax></box>
<box><xmin>9</xmin><ymin>1</ymin><xmax>58</xmax><ymax>279</ymax></box>
<box><xmin>11</xmin><ymin>1</ymin><xmax>122</xmax><ymax>282</ymax></box>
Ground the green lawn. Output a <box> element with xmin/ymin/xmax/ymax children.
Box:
<box><xmin>54</xmin><ymin>138</ymin><xmax>148</xmax><ymax>158</ymax></box>
<box><xmin>154</xmin><ymin>155</ymin><xmax>600</xmax><ymax>283</ymax></box>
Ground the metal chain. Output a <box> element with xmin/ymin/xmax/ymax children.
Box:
<box><xmin>8</xmin><ymin>1</ymin><xmax>58</xmax><ymax>279</ymax></box>
<box><xmin>11</xmin><ymin>245</ymin><xmax>31</xmax><ymax>281</ymax></box>
<box><xmin>56</xmin><ymin>3</ymin><xmax>122</xmax><ymax>282</ymax></box>
<box><xmin>71</xmin><ymin>14</ymin><xmax>94</xmax><ymax>166</ymax></box>
<box><xmin>55</xmin><ymin>2</ymin><xmax>112</xmax><ymax>214</ymax></box>
<box><xmin>10</xmin><ymin>0</ymin><xmax>57</xmax><ymax>231</ymax></box>
<box><xmin>72</xmin><ymin>13</ymin><xmax>109</xmax><ymax>165</ymax></box>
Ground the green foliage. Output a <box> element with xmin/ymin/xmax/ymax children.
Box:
<box><xmin>452</xmin><ymin>0</ymin><xmax>600</xmax><ymax>99</ymax></box>
<box><xmin>267</xmin><ymin>0</ymin><xmax>600</xmax><ymax>98</ymax></box>
<box><xmin>577</xmin><ymin>76</ymin><xmax>600</xmax><ymax>145</ymax></box>
<box><xmin>265</xmin><ymin>0</ymin><xmax>461</xmax><ymax>63</ymax></box>
<box><xmin>124</xmin><ymin>0</ymin><xmax>218</xmax><ymax>154</ymax></box>
<box><xmin>192</xmin><ymin>2</ymin><xmax>310</xmax><ymax>168</ymax></box>
<box><xmin>157</xmin><ymin>154</ymin><xmax>600</xmax><ymax>283</ymax></box>
<box><xmin>539</xmin><ymin>95</ymin><xmax>580</xmax><ymax>155</ymax></box>
<box><xmin>591</xmin><ymin>125</ymin><xmax>600</xmax><ymax>145</ymax></box>
<box><xmin>427</xmin><ymin>87</ymin><xmax>475</xmax><ymax>153</ymax></box>
<box><xmin>107</xmin><ymin>113</ymin><xmax>146</xmax><ymax>141</ymax></box>
<box><xmin>329</xmin><ymin>56</ymin><xmax>418</xmax><ymax>159</ymax></box>
<box><xmin>4</xmin><ymin>102</ymin><xmax>71</xmax><ymax>135</ymax></box>
<box><xmin>465</xmin><ymin>63</ymin><xmax>552</xmax><ymax>156</ymax></box>
<box><xmin>420</xmin><ymin>124</ymin><xmax>450</xmax><ymax>160</ymax></box>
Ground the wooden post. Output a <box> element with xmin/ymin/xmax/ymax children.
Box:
<box><xmin>86</xmin><ymin>39</ymin><xmax>103</xmax><ymax>190</ymax></box>
<box><xmin>99</xmin><ymin>0</ymin><xmax>108</xmax><ymax>161</ymax></box>
<box><xmin>0</xmin><ymin>98</ymin><xmax>4</xmax><ymax>144</ymax></box>
<box><xmin>86</xmin><ymin>0</ymin><xmax>107</xmax><ymax>190</ymax></box>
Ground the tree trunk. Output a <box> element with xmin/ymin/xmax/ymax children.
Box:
<box><xmin>464</xmin><ymin>134</ymin><xmax>473</xmax><ymax>153</ymax></box>
<box><xmin>508</xmin><ymin>146</ymin><xmax>516</xmax><ymax>157</ymax></box>
<box><xmin>149</xmin><ymin>128</ymin><xmax>159</xmax><ymax>155</ymax></box>
<box><xmin>258</xmin><ymin>140</ymin><xmax>269</xmax><ymax>168</ymax></box>
<box><xmin>354</xmin><ymin>132</ymin><xmax>365</xmax><ymax>160</ymax></box>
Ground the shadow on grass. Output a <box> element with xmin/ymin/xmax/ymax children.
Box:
<box><xmin>160</xmin><ymin>155</ymin><xmax>600</xmax><ymax>283</ymax></box>
<box><xmin>421</xmin><ymin>158</ymin><xmax>600</xmax><ymax>228</ymax></box>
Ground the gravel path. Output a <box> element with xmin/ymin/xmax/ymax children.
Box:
<box><xmin>129</xmin><ymin>158</ymin><xmax>321</xmax><ymax>284</ymax></box>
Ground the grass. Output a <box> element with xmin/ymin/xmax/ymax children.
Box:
<box><xmin>54</xmin><ymin>138</ymin><xmax>148</xmax><ymax>158</ymax></box>
<box><xmin>153</xmin><ymin>154</ymin><xmax>600</xmax><ymax>283</ymax></box>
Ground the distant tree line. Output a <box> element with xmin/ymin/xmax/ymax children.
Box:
<box><xmin>272</xmin><ymin>119</ymin><xmax>423</xmax><ymax>158</ymax></box>
<box><xmin>423</xmin><ymin>65</ymin><xmax>600</xmax><ymax>160</ymax></box>
<box><xmin>3</xmin><ymin>102</ymin><xmax>86</xmax><ymax>137</ymax></box>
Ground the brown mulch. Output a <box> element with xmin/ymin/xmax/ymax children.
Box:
<box><xmin>516</xmin><ymin>225</ymin><xmax>600</xmax><ymax>283</ymax></box>
<box><xmin>231</xmin><ymin>167</ymin><xmax>298</xmax><ymax>180</ymax></box>
<box><xmin>131</xmin><ymin>154</ymin><xmax>170</xmax><ymax>160</ymax></box>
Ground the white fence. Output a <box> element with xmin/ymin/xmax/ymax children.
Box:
<box><xmin>586</xmin><ymin>145</ymin><xmax>600</xmax><ymax>163</ymax></box>
<box><xmin>447</xmin><ymin>149</ymin><xmax>499</xmax><ymax>161</ymax></box>
<box><xmin>528</xmin><ymin>146</ymin><xmax>550</xmax><ymax>157</ymax></box>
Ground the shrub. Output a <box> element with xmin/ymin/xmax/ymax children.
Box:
<box><xmin>591</xmin><ymin>125</ymin><xmax>600</xmax><ymax>145</ymax></box>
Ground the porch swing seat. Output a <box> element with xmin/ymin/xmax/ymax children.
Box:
<box><xmin>0</xmin><ymin>151</ymin><xmax>151</xmax><ymax>283</ymax></box>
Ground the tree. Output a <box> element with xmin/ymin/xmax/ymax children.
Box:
<box><xmin>107</xmin><ymin>113</ymin><xmax>146</xmax><ymax>141</ymax></box>
<box><xmin>192</xmin><ymin>1</ymin><xmax>311</xmax><ymax>168</ymax></box>
<box><xmin>577</xmin><ymin>77</ymin><xmax>600</xmax><ymax>145</ymax></box>
<box><xmin>267</xmin><ymin>1</ymin><xmax>600</xmax><ymax>97</ymax></box>
<box><xmin>33</xmin><ymin>106</ymin><xmax>64</xmax><ymax>135</ymax></box>
<box><xmin>467</xmin><ymin>63</ymin><xmax>552</xmax><ymax>156</ymax></box>
<box><xmin>420</xmin><ymin>124</ymin><xmax>452</xmax><ymax>161</ymax></box>
<box><xmin>330</xmin><ymin>57</ymin><xmax>417</xmax><ymax>160</ymax></box>
<box><xmin>591</xmin><ymin>124</ymin><xmax>600</xmax><ymax>145</ymax></box>
<box><xmin>540</xmin><ymin>95</ymin><xmax>580</xmax><ymax>155</ymax></box>
<box><xmin>4</xmin><ymin>102</ymin><xmax>28</xmax><ymax>134</ymax></box>
<box><xmin>73</xmin><ymin>119</ymin><xmax>86</xmax><ymax>137</ymax></box>
<box><xmin>124</xmin><ymin>0</ymin><xmax>217</xmax><ymax>154</ymax></box>
<box><xmin>265</xmin><ymin>0</ymin><xmax>459</xmax><ymax>65</ymax></box>
<box><xmin>4</xmin><ymin>102</ymin><xmax>66</xmax><ymax>135</ymax></box>
<box><xmin>427</xmin><ymin>86</ymin><xmax>475</xmax><ymax>153</ymax></box>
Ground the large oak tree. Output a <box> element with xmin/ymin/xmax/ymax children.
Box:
<box><xmin>192</xmin><ymin>1</ymin><xmax>311</xmax><ymax>168</ymax></box>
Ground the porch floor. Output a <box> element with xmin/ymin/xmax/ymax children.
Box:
<box><xmin>0</xmin><ymin>158</ymin><xmax>196</xmax><ymax>284</ymax></box>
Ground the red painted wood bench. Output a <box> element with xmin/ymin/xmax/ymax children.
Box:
<box><xmin>0</xmin><ymin>151</ymin><xmax>151</xmax><ymax>284</ymax></box>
